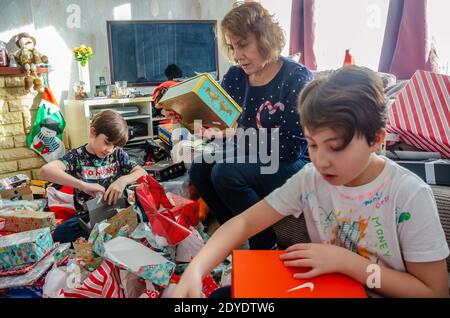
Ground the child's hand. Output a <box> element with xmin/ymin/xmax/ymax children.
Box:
<box><xmin>104</xmin><ymin>178</ymin><xmax>126</xmax><ymax>205</ymax></box>
<box><xmin>81</xmin><ymin>182</ymin><xmax>105</xmax><ymax>198</ymax></box>
<box><xmin>171</xmin><ymin>268</ymin><xmax>204</xmax><ymax>298</ymax></box>
<box><xmin>280</xmin><ymin>243</ymin><xmax>350</xmax><ymax>279</ymax></box>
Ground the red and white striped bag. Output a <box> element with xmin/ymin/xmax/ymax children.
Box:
<box><xmin>60</xmin><ymin>260</ymin><xmax>124</xmax><ymax>298</ymax></box>
<box><xmin>386</xmin><ymin>70</ymin><xmax>450</xmax><ymax>158</ymax></box>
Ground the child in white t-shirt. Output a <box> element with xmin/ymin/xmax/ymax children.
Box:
<box><xmin>173</xmin><ymin>65</ymin><xmax>449</xmax><ymax>298</ymax></box>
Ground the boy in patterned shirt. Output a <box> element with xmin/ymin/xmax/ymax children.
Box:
<box><xmin>40</xmin><ymin>110</ymin><xmax>147</xmax><ymax>243</ymax></box>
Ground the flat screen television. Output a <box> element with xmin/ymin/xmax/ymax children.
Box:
<box><xmin>107</xmin><ymin>20</ymin><xmax>219</xmax><ymax>86</ymax></box>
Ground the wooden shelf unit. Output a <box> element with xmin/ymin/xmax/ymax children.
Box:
<box><xmin>63</xmin><ymin>96</ymin><xmax>168</xmax><ymax>148</ymax></box>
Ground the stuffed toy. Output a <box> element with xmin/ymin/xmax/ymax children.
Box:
<box><xmin>11</xmin><ymin>32</ymin><xmax>48</xmax><ymax>91</ymax></box>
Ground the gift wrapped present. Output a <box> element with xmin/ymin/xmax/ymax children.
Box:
<box><xmin>158</xmin><ymin>73</ymin><xmax>242</xmax><ymax>134</ymax></box>
<box><xmin>0</xmin><ymin>228</ymin><xmax>54</xmax><ymax>271</ymax></box>
<box><xmin>386</xmin><ymin>70</ymin><xmax>450</xmax><ymax>158</ymax></box>
<box><xmin>103</xmin><ymin>236</ymin><xmax>175</xmax><ymax>287</ymax></box>
<box><xmin>0</xmin><ymin>243</ymin><xmax>70</xmax><ymax>290</ymax></box>
<box><xmin>0</xmin><ymin>210</ymin><xmax>56</xmax><ymax>233</ymax></box>
<box><xmin>0</xmin><ymin>199</ymin><xmax>46</xmax><ymax>212</ymax></box>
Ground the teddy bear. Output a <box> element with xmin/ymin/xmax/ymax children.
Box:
<box><xmin>11</xmin><ymin>32</ymin><xmax>48</xmax><ymax>91</ymax></box>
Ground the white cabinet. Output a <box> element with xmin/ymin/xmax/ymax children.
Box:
<box><xmin>63</xmin><ymin>97</ymin><xmax>167</xmax><ymax>148</ymax></box>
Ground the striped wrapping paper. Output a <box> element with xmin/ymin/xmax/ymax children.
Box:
<box><xmin>61</xmin><ymin>260</ymin><xmax>124</xmax><ymax>298</ymax></box>
<box><xmin>386</xmin><ymin>70</ymin><xmax>450</xmax><ymax>158</ymax></box>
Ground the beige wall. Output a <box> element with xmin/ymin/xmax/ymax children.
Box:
<box><xmin>0</xmin><ymin>0</ymin><xmax>235</xmax><ymax>108</ymax></box>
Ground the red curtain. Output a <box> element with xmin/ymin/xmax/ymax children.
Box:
<box><xmin>379</xmin><ymin>0</ymin><xmax>438</xmax><ymax>79</ymax></box>
<box><xmin>289</xmin><ymin>0</ymin><xmax>317</xmax><ymax>70</ymax></box>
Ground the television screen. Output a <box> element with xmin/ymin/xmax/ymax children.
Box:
<box><xmin>107</xmin><ymin>20</ymin><xmax>219</xmax><ymax>86</ymax></box>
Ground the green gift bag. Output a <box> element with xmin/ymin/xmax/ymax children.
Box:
<box><xmin>26</xmin><ymin>87</ymin><xmax>66</xmax><ymax>162</ymax></box>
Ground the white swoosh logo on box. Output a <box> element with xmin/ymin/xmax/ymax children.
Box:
<box><xmin>286</xmin><ymin>282</ymin><xmax>314</xmax><ymax>293</ymax></box>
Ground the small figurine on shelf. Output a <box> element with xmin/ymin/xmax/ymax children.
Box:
<box><xmin>74</xmin><ymin>80</ymin><xmax>88</xmax><ymax>100</ymax></box>
<box><xmin>11</xmin><ymin>32</ymin><xmax>49</xmax><ymax>91</ymax></box>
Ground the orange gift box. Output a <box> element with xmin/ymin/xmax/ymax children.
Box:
<box><xmin>232</xmin><ymin>250</ymin><xmax>367</xmax><ymax>298</ymax></box>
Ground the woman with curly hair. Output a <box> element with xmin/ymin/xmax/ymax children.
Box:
<box><xmin>187</xmin><ymin>2</ymin><xmax>314</xmax><ymax>250</ymax></box>
<box><xmin>162</xmin><ymin>2</ymin><xmax>314</xmax><ymax>250</ymax></box>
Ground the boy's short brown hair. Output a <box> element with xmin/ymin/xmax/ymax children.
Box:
<box><xmin>298</xmin><ymin>65</ymin><xmax>387</xmax><ymax>148</ymax></box>
<box><xmin>220</xmin><ymin>1</ymin><xmax>285</xmax><ymax>62</ymax></box>
<box><xmin>90</xmin><ymin>110</ymin><xmax>128</xmax><ymax>147</ymax></box>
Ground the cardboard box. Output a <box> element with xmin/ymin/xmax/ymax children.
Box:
<box><xmin>396</xmin><ymin>159</ymin><xmax>450</xmax><ymax>186</ymax></box>
<box><xmin>232</xmin><ymin>250</ymin><xmax>366</xmax><ymax>298</ymax></box>
<box><xmin>0</xmin><ymin>210</ymin><xmax>56</xmax><ymax>233</ymax></box>
<box><xmin>158</xmin><ymin>73</ymin><xmax>242</xmax><ymax>133</ymax></box>
<box><xmin>78</xmin><ymin>197</ymin><xmax>128</xmax><ymax>234</ymax></box>
<box><xmin>0</xmin><ymin>228</ymin><xmax>54</xmax><ymax>271</ymax></box>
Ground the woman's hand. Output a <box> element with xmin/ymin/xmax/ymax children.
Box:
<box><xmin>80</xmin><ymin>182</ymin><xmax>105</xmax><ymax>198</ymax></box>
<box><xmin>171</xmin><ymin>267</ymin><xmax>204</xmax><ymax>298</ymax></box>
<box><xmin>280</xmin><ymin>243</ymin><xmax>350</xmax><ymax>279</ymax></box>
<box><xmin>104</xmin><ymin>177</ymin><xmax>127</xmax><ymax>205</ymax></box>
<box><xmin>154</xmin><ymin>103</ymin><xmax>182</xmax><ymax>123</ymax></box>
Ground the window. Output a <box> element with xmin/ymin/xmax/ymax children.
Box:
<box><xmin>427</xmin><ymin>1</ymin><xmax>450</xmax><ymax>75</ymax></box>
<box><xmin>260</xmin><ymin>0</ymin><xmax>293</xmax><ymax>56</ymax></box>
<box><xmin>313</xmin><ymin>0</ymin><xmax>389</xmax><ymax>71</ymax></box>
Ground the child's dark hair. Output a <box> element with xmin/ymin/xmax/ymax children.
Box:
<box><xmin>164</xmin><ymin>64</ymin><xmax>183</xmax><ymax>80</ymax></box>
<box><xmin>298</xmin><ymin>65</ymin><xmax>387</xmax><ymax>148</ymax></box>
<box><xmin>90</xmin><ymin>110</ymin><xmax>128</xmax><ymax>147</ymax></box>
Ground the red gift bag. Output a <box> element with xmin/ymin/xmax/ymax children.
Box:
<box><xmin>386</xmin><ymin>70</ymin><xmax>450</xmax><ymax>158</ymax></box>
<box><xmin>135</xmin><ymin>176</ymin><xmax>199</xmax><ymax>245</ymax></box>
